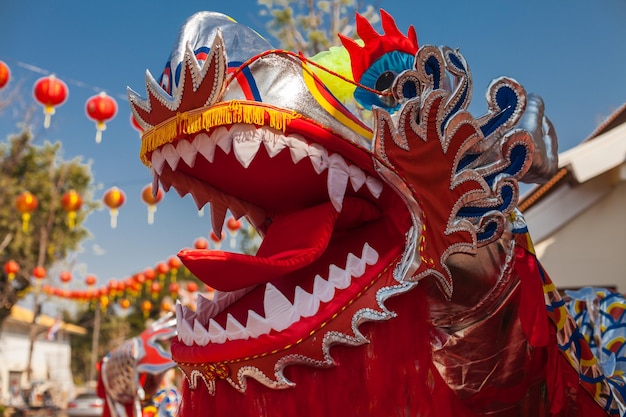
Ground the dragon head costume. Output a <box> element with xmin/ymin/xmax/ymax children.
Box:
<box><xmin>127</xmin><ymin>10</ymin><xmax>623</xmax><ymax>417</ymax></box>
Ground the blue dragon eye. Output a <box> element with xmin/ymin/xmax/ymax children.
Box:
<box><xmin>354</xmin><ymin>51</ymin><xmax>415</xmax><ymax>111</ymax></box>
<box><xmin>375</xmin><ymin>70</ymin><xmax>397</xmax><ymax>92</ymax></box>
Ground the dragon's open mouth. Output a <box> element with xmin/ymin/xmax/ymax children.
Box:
<box><xmin>148</xmin><ymin>111</ymin><xmax>412</xmax><ymax>364</ymax></box>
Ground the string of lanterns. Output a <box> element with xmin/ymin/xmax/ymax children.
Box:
<box><xmin>3</xmin><ymin>245</ymin><xmax>212</xmax><ymax>317</ymax></box>
<box><xmin>3</xmin><ymin>227</ymin><xmax>243</xmax><ymax>314</ymax></box>
<box><xmin>1</xmin><ymin>60</ymin><xmax>157</xmax><ymax>231</ymax></box>
<box><xmin>0</xmin><ymin>60</ymin><xmax>122</xmax><ymax>143</ymax></box>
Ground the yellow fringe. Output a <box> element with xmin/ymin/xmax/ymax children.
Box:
<box><xmin>140</xmin><ymin>101</ymin><xmax>297</xmax><ymax>166</ymax></box>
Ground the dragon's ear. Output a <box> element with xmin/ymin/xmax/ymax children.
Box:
<box><xmin>340</xmin><ymin>9</ymin><xmax>418</xmax><ymax>83</ymax></box>
<box><xmin>339</xmin><ymin>9</ymin><xmax>419</xmax><ymax>111</ymax></box>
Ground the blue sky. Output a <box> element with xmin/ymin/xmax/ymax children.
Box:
<box><xmin>1</xmin><ymin>0</ymin><xmax>625</xmax><ymax>303</ymax></box>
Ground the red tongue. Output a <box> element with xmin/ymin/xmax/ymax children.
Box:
<box><xmin>178</xmin><ymin>202</ymin><xmax>339</xmax><ymax>292</ymax></box>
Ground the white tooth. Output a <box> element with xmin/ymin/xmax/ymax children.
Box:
<box><xmin>176</xmin><ymin>139</ymin><xmax>198</xmax><ymax>167</ymax></box>
<box><xmin>285</xmin><ymin>135</ymin><xmax>308</xmax><ymax>163</ymax></box>
<box><xmin>225</xmin><ymin>313</ymin><xmax>249</xmax><ymax>340</ymax></box>
<box><xmin>194</xmin><ymin>132</ymin><xmax>217</xmax><ymax>162</ymax></box>
<box><xmin>362</xmin><ymin>243</ymin><xmax>380</xmax><ymax>265</ymax></box>
<box><xmin>263</xmin><ymin>131</ymin><xmax>286</xmax><ymax>157</ymax></box>
<box><xmin>327</xmin><ymin>154</ymin><xmax>350</xmax><ymax>212</ymax></box>
<box><xmin>162</xmin><ymin>143</ymin><xmax>181</xmax><ymax>170</ymax></box>
<box><xmin>245</xmin><ymin>310</ymin><xmax>272</xmax><ymax>338</ymax></box>
<box><xmin>308</xmin><ymin>143</ymin><xmax>328</xmax><ymax>174</ymax></box>
<box><xmin>151</xmin><ymin>149</ymin><xmax>166</xmax><ymax>175</ymax></box>
<box><xmin>193</xmin><ymin>319</ymin><xmax>211</xmax><ymax>346</ymax></box>
<box><xmin>348</xmin><ymin>165</ymin><xmax>366</xmax><ymax>191</ymax></box>
<box><xmin>263</xmin><ymin>283</ymin><xmax>297</xmax><ymax>331</ymax></box>
<box><xmin>293</xmin><ymin>286</ymin><xmax>319</xmax><ymax>318</ymax></box>
<box><xmin>195</xmin><ymin>294</ymin><xmax>220</xmax><ymax>323</ymax></box>
<box><xmin>313</xmin><ymin>275</ymin><xmax>335</xmax><ymax>303</ymax></box>
<box><xmin>328</xmin><ymin>264</ymin><xmax>351</xmax><ymax>290</ymax></box>
<box><xmin>179</xmin><ymin>315</ymin><xmax>195</xmax><ymax>346</ymax></box>
<box><xmin>175</xmin><ymin>301</ymin><xmax>184</xmax><ymax>340</ymax></box>
<box><xmin>215</xmin><ymin>127</ymin><xmax>232</xmax><ymax>155</ymax></box>
<box><xmin>182</xmin><ymin>304</ymin><xmax>196</xmax><ymax>322</ymax></box>
<box><xmin>232</xmin><ymin>128</ymin><xmax>262</xmax><ymax>168</ymax></box>
<box><xmin>345</xmin><ymin>253</ymin><xmax>366</xmax><ymax>277</ymax></box>
<box><xmin>208</xmin><ymin>319</ymin><xmax>227</xmax><ymax>344</ymax></box>
<box><xmin>365</xmin><ymin>176</ymin><xmax>383</xmax><ymax>198</ymax></box>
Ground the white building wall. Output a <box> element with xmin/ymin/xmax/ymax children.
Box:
<box><xmin>0</xmin><ymin>330</ymin><xmax>76</xmax><ymax>406</ymax></box>
<box><xmin>530</xmin><ymin>179</ymin><xmax>626</xmax><ymax>291</ymax></box>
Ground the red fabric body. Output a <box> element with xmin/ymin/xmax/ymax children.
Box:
<box><xmin>176</xmin><ymin>247</ymin><xmax>609</xmax><ymax>416</ymax></box>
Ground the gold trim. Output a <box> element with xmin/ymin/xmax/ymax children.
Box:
<box><xmin>140</xmin><ymin>101</ymin><xmax>299</xmax><ymax>166</ymax></box>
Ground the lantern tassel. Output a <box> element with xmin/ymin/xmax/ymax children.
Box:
<box><xmin>22</xmin><ymin>213</ymin><xmax>31</xmax><ymax>233</ymax></box>
<box><xmin>67</xmin><ymin>211</ymin><xmax>76</xmax><ymax>230</ymax></box>
<box><xmin>95</xmin><ymin>121</ymin><xmax>106</xmax><ymax>143</ymax></box>
<box><xmin>100</xmin><ymin>297</ymin><xmax>108</xmax><ymax>313</ymax></box>
<box><xmin>147</xmin><ymin>205</ymin><xmax>156</xmax><ymax>224</ymax></box>
<box><xmin>43</xmin><ymin>105</ymin><xmax>55</xmax><ymax>128</ymax></box>
<box><xmin>109</xmin><ymin>208</ymin><xmax>119</xmax><ymax>229</ymax></box>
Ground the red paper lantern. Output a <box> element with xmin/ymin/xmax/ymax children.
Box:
<box><xmin>210</xmin><ymin>230</ymin><xmax>225</xmax><ymax>250</ymax></box>
<box><xmin>4</xmin><ymin>260</ymin><xmax>19</xmax><ymax>281</ymax></box>
<box><xmin>194</xmin><ymin>238</ymin><xmax>208</xmax><ymax>250</ymax></box>
<box><xmin>108</xmin><ymin>280</ymin><xmax>122</xmax><ymax>298</ymax></box>
<box><xmin>156</xmin><ymin>262</ymin><xmax>169</xmax><ymax>277</ymax></box>
<box><xmin>141</xmin><ymin>184</ymin><xmax>164</xmax><ymax>224</ymax></box>
<box><xmin>186</xmin><ymin>281</ymin><xmax>198</xmax><ymax>293</ymax></box>
<box><xmin>85</xmin><ymin>92</ymin><xmax>117</xmax><ymax>143</ymax></box>
<box><xmin>103</xmin><ymin>187</ymin><xmax>125</xmax><ymax>228</ymax></box>
<box><xmin>0</xmin><ymin>61</ymin><xmax>10</xmax><ymax>89</ymax></box>
<box><xmin>59</xmin><ymin>271</ymin><xmax>72</xmax><ymax>285</ymax></box>
<box><xmin>33</xmin><ymin>75</ymin><xmax>68</xmax><ymax>128</ymax></box>
<box><xmin>167</xmin><ymin>256</ymin><xmax>181</xmax><ymax>282</ymax></box>
<box><xmin>15</xmin><ymin>191</ymin><xmax>38</xmax><ymax>233</ymax></box>
<box><xmin>168</xmin><ymin>282</ymin><xmax>180</xmax><ymax>297</ymax></box>
<box><xmin>61</xmin><ymin>190</ymin><xmax>83</xmax><ymax>230</ymax></box>
<box><xmin>85</xmin><ymin>274</ymin><xmax>97</xmax><ymax>287</ymax></box>
<box><xmin>168</xmin><ymin>257</ymin><xmax>181</xmax><ymax>270</ymax></box>
<box><xmin>160</xmin><ymin>300</ymin><xmax>173</xmax><ymax>313</ymax></box>
<box><xmin>140</xmin><ymin>299</ymin><xmax>152</xmax><ymax>319</ymax></box>
<box><xmin>32</xmin><ymin>266</ymin><xmax>46</xmax><ymax>280</ymax></box>
<box><xmin>226</xmin><ymin>216</ymin><xmax>242</xmax><ymax>248</ymax></box>
<box><xmin>144</xmin><ymin>268</ymin><xmax>156</xmax><ymax>282</ymax></box>
<box><xmin>226</xmin><ymin>217</ymin><xmax>242</xmax><ymax>233</ymax></box>
<box><xmin>150</xmin><ymin>281</ymin><xmax>162</xmax><ymax>300</ymax></box>
<box><xmin>134</xmin><ymin>273</ymin><xmax>146</xmax><ymax>287</ymax></box>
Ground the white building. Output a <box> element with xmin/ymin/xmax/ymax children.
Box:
<box><xmin>520</xmin><ymin>103</ymin><xmax>626</xmax><ymax>291</ymax></box>
<box><xmin>0</xmin><ymin>304</ymin><xmax>86</xmax><ymax>407</ymax></box>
